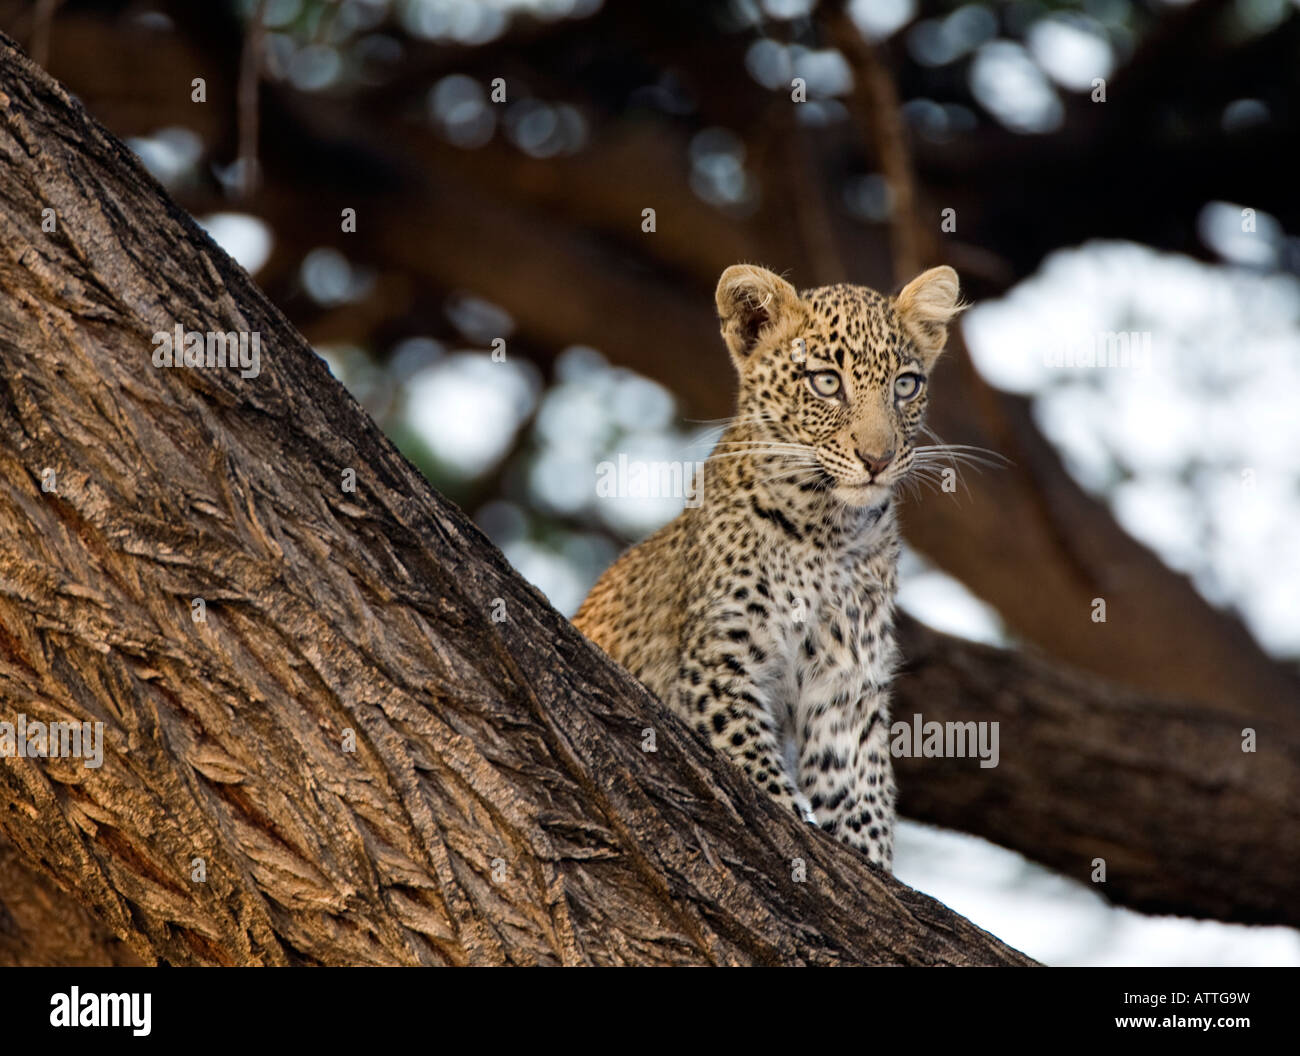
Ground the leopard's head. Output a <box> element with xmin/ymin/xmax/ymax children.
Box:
<box><xmin>715</xmin><ymin>263</ymin><xmax>963</xmax><ymax>508</ymax></box>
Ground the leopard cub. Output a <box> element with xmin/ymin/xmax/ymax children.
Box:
<box><xmin>575</xmin><ymin>263</ymin><xmax>963</xmax><ymax>869</ymax></box>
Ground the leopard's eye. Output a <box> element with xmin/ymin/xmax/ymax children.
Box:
<box><xmin>894</xmin><ymin>373</ymin><xmax>923</xmax><ymax>401</ymax></box>
<box><xmin>807</xmin><ymin>371</ymin><xmax>842</xmax><ymax>398</ymax></box>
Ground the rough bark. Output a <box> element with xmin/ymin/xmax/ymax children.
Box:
<box><xmin>32</xmin><ymin>0</ymin><xmax>1296</xmax><ymax>726</ymax></box>
<box><xmin>0</xmin><ymin>34</ymin><xmax>1034</xmax><ymax>966</ymax></box>
<box><xmin>0</xmin><ymin>829</ymin><xmax>146</xmax><ymax>966</ymax></box>
<box><xmin>2</xmin><ymin>9</ymin><xmax>1292</xmax><ymax>964</ymax></box>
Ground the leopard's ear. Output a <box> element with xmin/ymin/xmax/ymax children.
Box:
<box><xmin>894</xmin><ymin>265</ymin><xmax>964</xmax><ymax>367</ymax></box>
<box><xmin>716</xmin><ymin>264</ymin><xmax>799</xmax><ymax>366</ymax></box>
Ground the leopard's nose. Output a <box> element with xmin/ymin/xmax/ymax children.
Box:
<box><xmin>857</xmin><ymin>449</ymin><xmax>895</xmax><ymax>477</ymax></box>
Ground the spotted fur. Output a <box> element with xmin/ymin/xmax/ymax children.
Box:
<box><xmin>574</xmin><ymin>264</ymin><xmax>963</xmax><ymax>868</ymax></box>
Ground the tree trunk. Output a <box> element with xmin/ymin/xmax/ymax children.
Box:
<box><xmin>30</xmin><ymin>1</ymin><xmax>1300</xmax><ymax>726</ymax></box>
<box><xmin>0</xmin><ymin>35</ymin><xmax>1036</xmax><ymax>966</ymax></box>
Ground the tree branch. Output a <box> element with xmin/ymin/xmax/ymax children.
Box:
<box><xmin>0</xmin><ymin>33</ymin><xmax>1031</xmax><ymax>967</ymax></box>
<box><xmin>17</xmin><ymin>8</ymin><xmax>1297</xmax><ymax>940</ymax></box>
<box><xmin>893</xmin><ymin>616</ymin><xmax>1300</xmax><ymax>929</ymax></box>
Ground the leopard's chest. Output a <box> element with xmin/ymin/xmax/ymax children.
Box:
<box><xmin>801</xmin><ymin>555</ymin><xmax>897</xmax><ymax>680</ymax></box>
<box><xmin>738</xmin><ymin>529</ymin><xmax>898</xmax><ymax>711</ymax></box>
<box><xmin>746</xmin><ymin>543</ymin><xmax>896</xmax><ymax>771</ymax></box>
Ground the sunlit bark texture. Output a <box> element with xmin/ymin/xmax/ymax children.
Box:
<box><xmin>0</xmin><ymin>36</ymin><xmax>1036</xmax><ymax>966</ymax></box>
<box><xmin>2</xmin><ymin>0</ymin><xmax>1297</xmax><ymax>964</ymax></box>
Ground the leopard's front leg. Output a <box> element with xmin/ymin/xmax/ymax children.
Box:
<box><xmin>669</xmin><ymin>619</ymin><xmax>816</xmax><ymax>824</ymax></box>
<box><xmin>797</xmin><ymin>689</ymin><xmax>896</xmax><ymax>869</ymax></box>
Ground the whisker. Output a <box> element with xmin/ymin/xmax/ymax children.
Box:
<box><xmin>710</xmin><ymin>440</ymin><xmax>816</xmax><ymax>450</ymax></box>
<box><xmin>901</xmin><ymin>462</ymin><xmax>973</xmax><ymax>502</ymax></box>
<box><xmin>913</xmin><ymin>454</ymin><xmax>1003</xmax><ymax>473</ymax></box>
<box><xmin>913</xmin><ymin>442</ymin><xmax>1011</xmax><ymax>465</ymax></box>
<box><xmin>912</xmin><ymin>446</ymin><xmax>1005</xmax><ymax>466</ymax></box>
<box><xmin>685</xmin><ymin>411</ymin><xmax>781</xmax><ymax>425</ymax></box>
<box><xmin>756</xmin><ymin>464</ymin><xmax>822</xmax><ymax>482</ymax></box>
<box><xmin>709</xmin><ymin>450</ymin><xmax>818</xmax><ymax>460</ymax></box>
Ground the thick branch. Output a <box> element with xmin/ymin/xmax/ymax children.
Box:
<box><xmin>893</xmin><ymin>616</ymin><xmax>1300</xmax><ymax>929</ymax></box>
<box><xmin>0</xmin><ymin>34</ymin><xmax>1030</xmax><ymax>967</ymax></box>
<box><xmin>19</xmin><ymin>8</ymin><xmax>1298</xmax><ymax>935</ymax></box>
<box><xmin>0</xmin><ymin>830</ymin><xmax>146</xmax><ymax>966</ymax></box>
